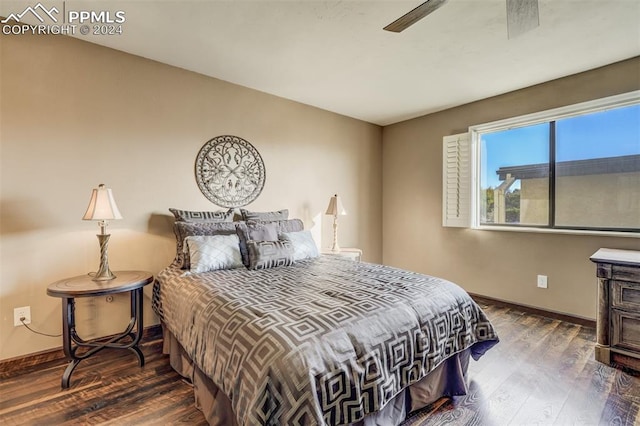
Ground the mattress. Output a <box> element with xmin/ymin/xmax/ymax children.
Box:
<box><xmin>152</xmin><ymin>255</ymin><xmax>498</xmax><ymax>425</ymax></box>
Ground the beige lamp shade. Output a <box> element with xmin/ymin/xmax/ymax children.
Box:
<box><xmin>325</xmin><ymin>194</ymin><xmax>346</xmax><ymax>216</ymax></box>
<box><xmin>83</xmin><ymin>184</ymin><xmax>123</xmax><ymax>221</ymax></box>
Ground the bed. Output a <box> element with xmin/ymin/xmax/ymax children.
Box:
<box><xmin>152</xmin><ymin>212</ymin><xmax>498</xmax><ymax>425</ymax></box>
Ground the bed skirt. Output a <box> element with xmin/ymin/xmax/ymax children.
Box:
<box><xmin>162</xmin><ymin>324</ymin><xmax>471</xmax><ymax>425</ymax></box>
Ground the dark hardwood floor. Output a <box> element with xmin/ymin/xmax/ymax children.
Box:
<box><xmin>1</xmin><ymin>300</ymin><xmax>638</xmax><ymax>425</ymax></box>
<box><xmin>405</xmin><ymin>300</ymin><xmax>640</xmax><ymax>426</ymax></box>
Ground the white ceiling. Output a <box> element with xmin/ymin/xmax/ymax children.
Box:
<box><xmin>2</xmin><ymin>0</ymin><xmax>639</xmax><ymax>125</ymax></box>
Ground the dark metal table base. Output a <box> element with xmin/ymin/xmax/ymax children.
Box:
<box><xmin>60</xmin><ymin>287</ymin><xmax>144</xmax><ymax>388</ymax></box>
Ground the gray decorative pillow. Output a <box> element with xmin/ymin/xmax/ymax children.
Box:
<box><xmin>235</xmin><ymin>221</ymin><xmax>279</xmax><ymax>266</ymax></box>
<box><xmin>273</xmin><ymin>218</ymin><xmax>304</xmax><ymax>233</ymax></box>
<box><xmin>169</xmin><ymin>208</ymin><xmax>234</xmax><ymax>223</ymax></box>
<box><xmin>173</xmin><ymin>222</ymin><xmax>238</xmax><ymax>269</ymax></box>
<box><xmin>185</xmin><ymin>235</ymin><xmax>243</xmax><ymax>273</ymax></box>
<box><xmin>279</xmin><ymin>230</ymin><xmax>319</xmax><ymax>261</ymax></box>
<box><xmin>240</xmin><ymin>209</ymin><xmax>289</xmax><ymax>222</ymax></box>
<box><xmin>247</xmin><ymin>240</ymin><xmax>294</xmax><ymax>270</ymax></box>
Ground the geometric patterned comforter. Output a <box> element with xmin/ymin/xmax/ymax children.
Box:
<box><xmin>152</xmin><ymin>256</ymin><xmax>499</xmax><ymax>425</ymax></box>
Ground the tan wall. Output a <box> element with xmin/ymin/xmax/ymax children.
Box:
<box><xmin>0</xmin><ymin>33</ymin><xmax>382</xmax><ymax>360</ymax></box>
<box><xmin>383</xmin><ymin>57</ymin><xmax>640</xmax><ymax>320</ymax></box>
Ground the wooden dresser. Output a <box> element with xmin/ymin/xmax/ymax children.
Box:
<box><xmin>590</xmin><ymin>248</ymin><xmax>640</xmax><ymax>372</ymax></box>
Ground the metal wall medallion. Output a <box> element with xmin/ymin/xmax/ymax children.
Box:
<box><xmin>195</xmin><ymin>135</ymin><xmax>266</xmax><ymax>208</ymax></box>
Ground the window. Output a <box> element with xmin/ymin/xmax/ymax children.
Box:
<box><xmin>479</xmin><ymin>123</ymin><xmax>550</xmax><ymax>226</ymax></box>
<box><xmin>463</xmin><ymin>91</ymin><xmax>640</xmax><ymax>233</ymax></box>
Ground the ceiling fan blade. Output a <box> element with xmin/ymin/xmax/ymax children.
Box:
<box><xmin>507</xmin><ymin>0</ymin><xmax>539</xmax><ymax>39</ymax></box>
<box><xmin>383</xmin><ymin>0</ymin><xmax>448</xmax><ymax>33</ymax></box>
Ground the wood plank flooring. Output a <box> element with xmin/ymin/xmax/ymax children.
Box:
<box><xmin>1</xmin><ymin>300</ymin><xmax>638</xmax><ymax>425</ymax></box>
<box><xmin>404</xmin><ymin>300</ymin><xmax>640</xmax><ymax>426</ymax></box>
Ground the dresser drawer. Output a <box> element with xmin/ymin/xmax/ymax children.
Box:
<box><xmin>611</xmin><ymin>280</ymin><xmax>640</xmax><ymax>310</ymax></box>
<box><xmin>611</xmin><ymin>309</ymin><xmax>640</xmax><ymax>353</ymax></box>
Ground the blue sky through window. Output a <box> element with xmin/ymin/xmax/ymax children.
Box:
<box><xmin>481</xmin><ymin>104</ymin><xmax>640</xmax><ymax>188</ymax></box>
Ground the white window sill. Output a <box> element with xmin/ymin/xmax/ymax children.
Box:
<box><xmin>473</xmin><ymin>225</ymin><xmax>640</xmax><ymax>238</ymax></box>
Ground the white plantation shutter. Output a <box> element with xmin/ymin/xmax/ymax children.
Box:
<box><xmin>442</xmin><ymin>133</ymin><xmax>471</xmax><ymax>227</ymax></box>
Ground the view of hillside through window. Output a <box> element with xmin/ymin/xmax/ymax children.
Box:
<box><xmin>479</xmin><ymin>104</ymin><xmax>640</xmax><ymax>230</ymax></box>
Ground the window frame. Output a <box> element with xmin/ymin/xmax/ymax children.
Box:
<box><xmin>468</xmin><ymin>90</ymin><xmax>640</xmax><ymax>235</ymax></box>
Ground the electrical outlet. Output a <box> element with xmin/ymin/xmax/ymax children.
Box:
<box><xmin>14</xmin><ymin>306</ymin><xmax>31</xmax><ymax>326</ymax></box>
<box><xmin>537</xmin><ymin>275</ymin><xmax>548</xmax><ymax>289</ymax></box>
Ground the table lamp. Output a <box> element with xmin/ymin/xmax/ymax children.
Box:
<box><xmin>325</xmin><ymin>194</ymin><xmax>346</xmax><ymax>252</ymax></box>
<box><xmin>83</xmin><ymin>184</ymin><xmax>122</xmax><ymax>281</ymax></box>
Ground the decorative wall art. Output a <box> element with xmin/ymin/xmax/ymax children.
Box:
<box><xmin>195</xmin><ymin>135</ymin><xmax>266</xmax><ymax>208</ymax></box>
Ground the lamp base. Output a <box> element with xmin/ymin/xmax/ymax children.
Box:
<box><xmin>92</xmin><ymin>233</ymin><xmax>116</xmax><ymax>281</ymax></box>
<box><xmin>93</xmin><ymin>268</ymin><xmax>116</xmax><ymax>281</ymax></box>
<box><xmin>331</xmin><ymin>216</ymin><xmax>340</xmax><ymax>253</ymax></box>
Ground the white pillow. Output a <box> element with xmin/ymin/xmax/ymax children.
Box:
<box><xmin>279</xmin><ymin>230</ymin><xmax>319</xmax><ymax>261</ymax></box>
<box><xmin>185</xmin><ymin>234</ymin><xmax>243</xmax><ymax>273</ymax></box>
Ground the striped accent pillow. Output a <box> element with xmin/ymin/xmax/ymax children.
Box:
<box><xmin>247</xmin><ymin>240</ymin><xmax>294</xmax><ymax>270</ymax></box>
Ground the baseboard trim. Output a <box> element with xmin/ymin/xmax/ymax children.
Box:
<box><xmin>470</xmin><ymin>293</ymin><xmax>596</xmax><ymax>328</ymax></box>
<box><xmin>0</xmin><ymin>324</ymin><xmax>162</xmax><ymax>379</ymax></box>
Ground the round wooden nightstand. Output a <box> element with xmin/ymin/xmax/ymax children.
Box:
<box><xmin>47</xmin><ymin>271</ymin><xmax>154</xmax><ymax>388</ymax></box>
